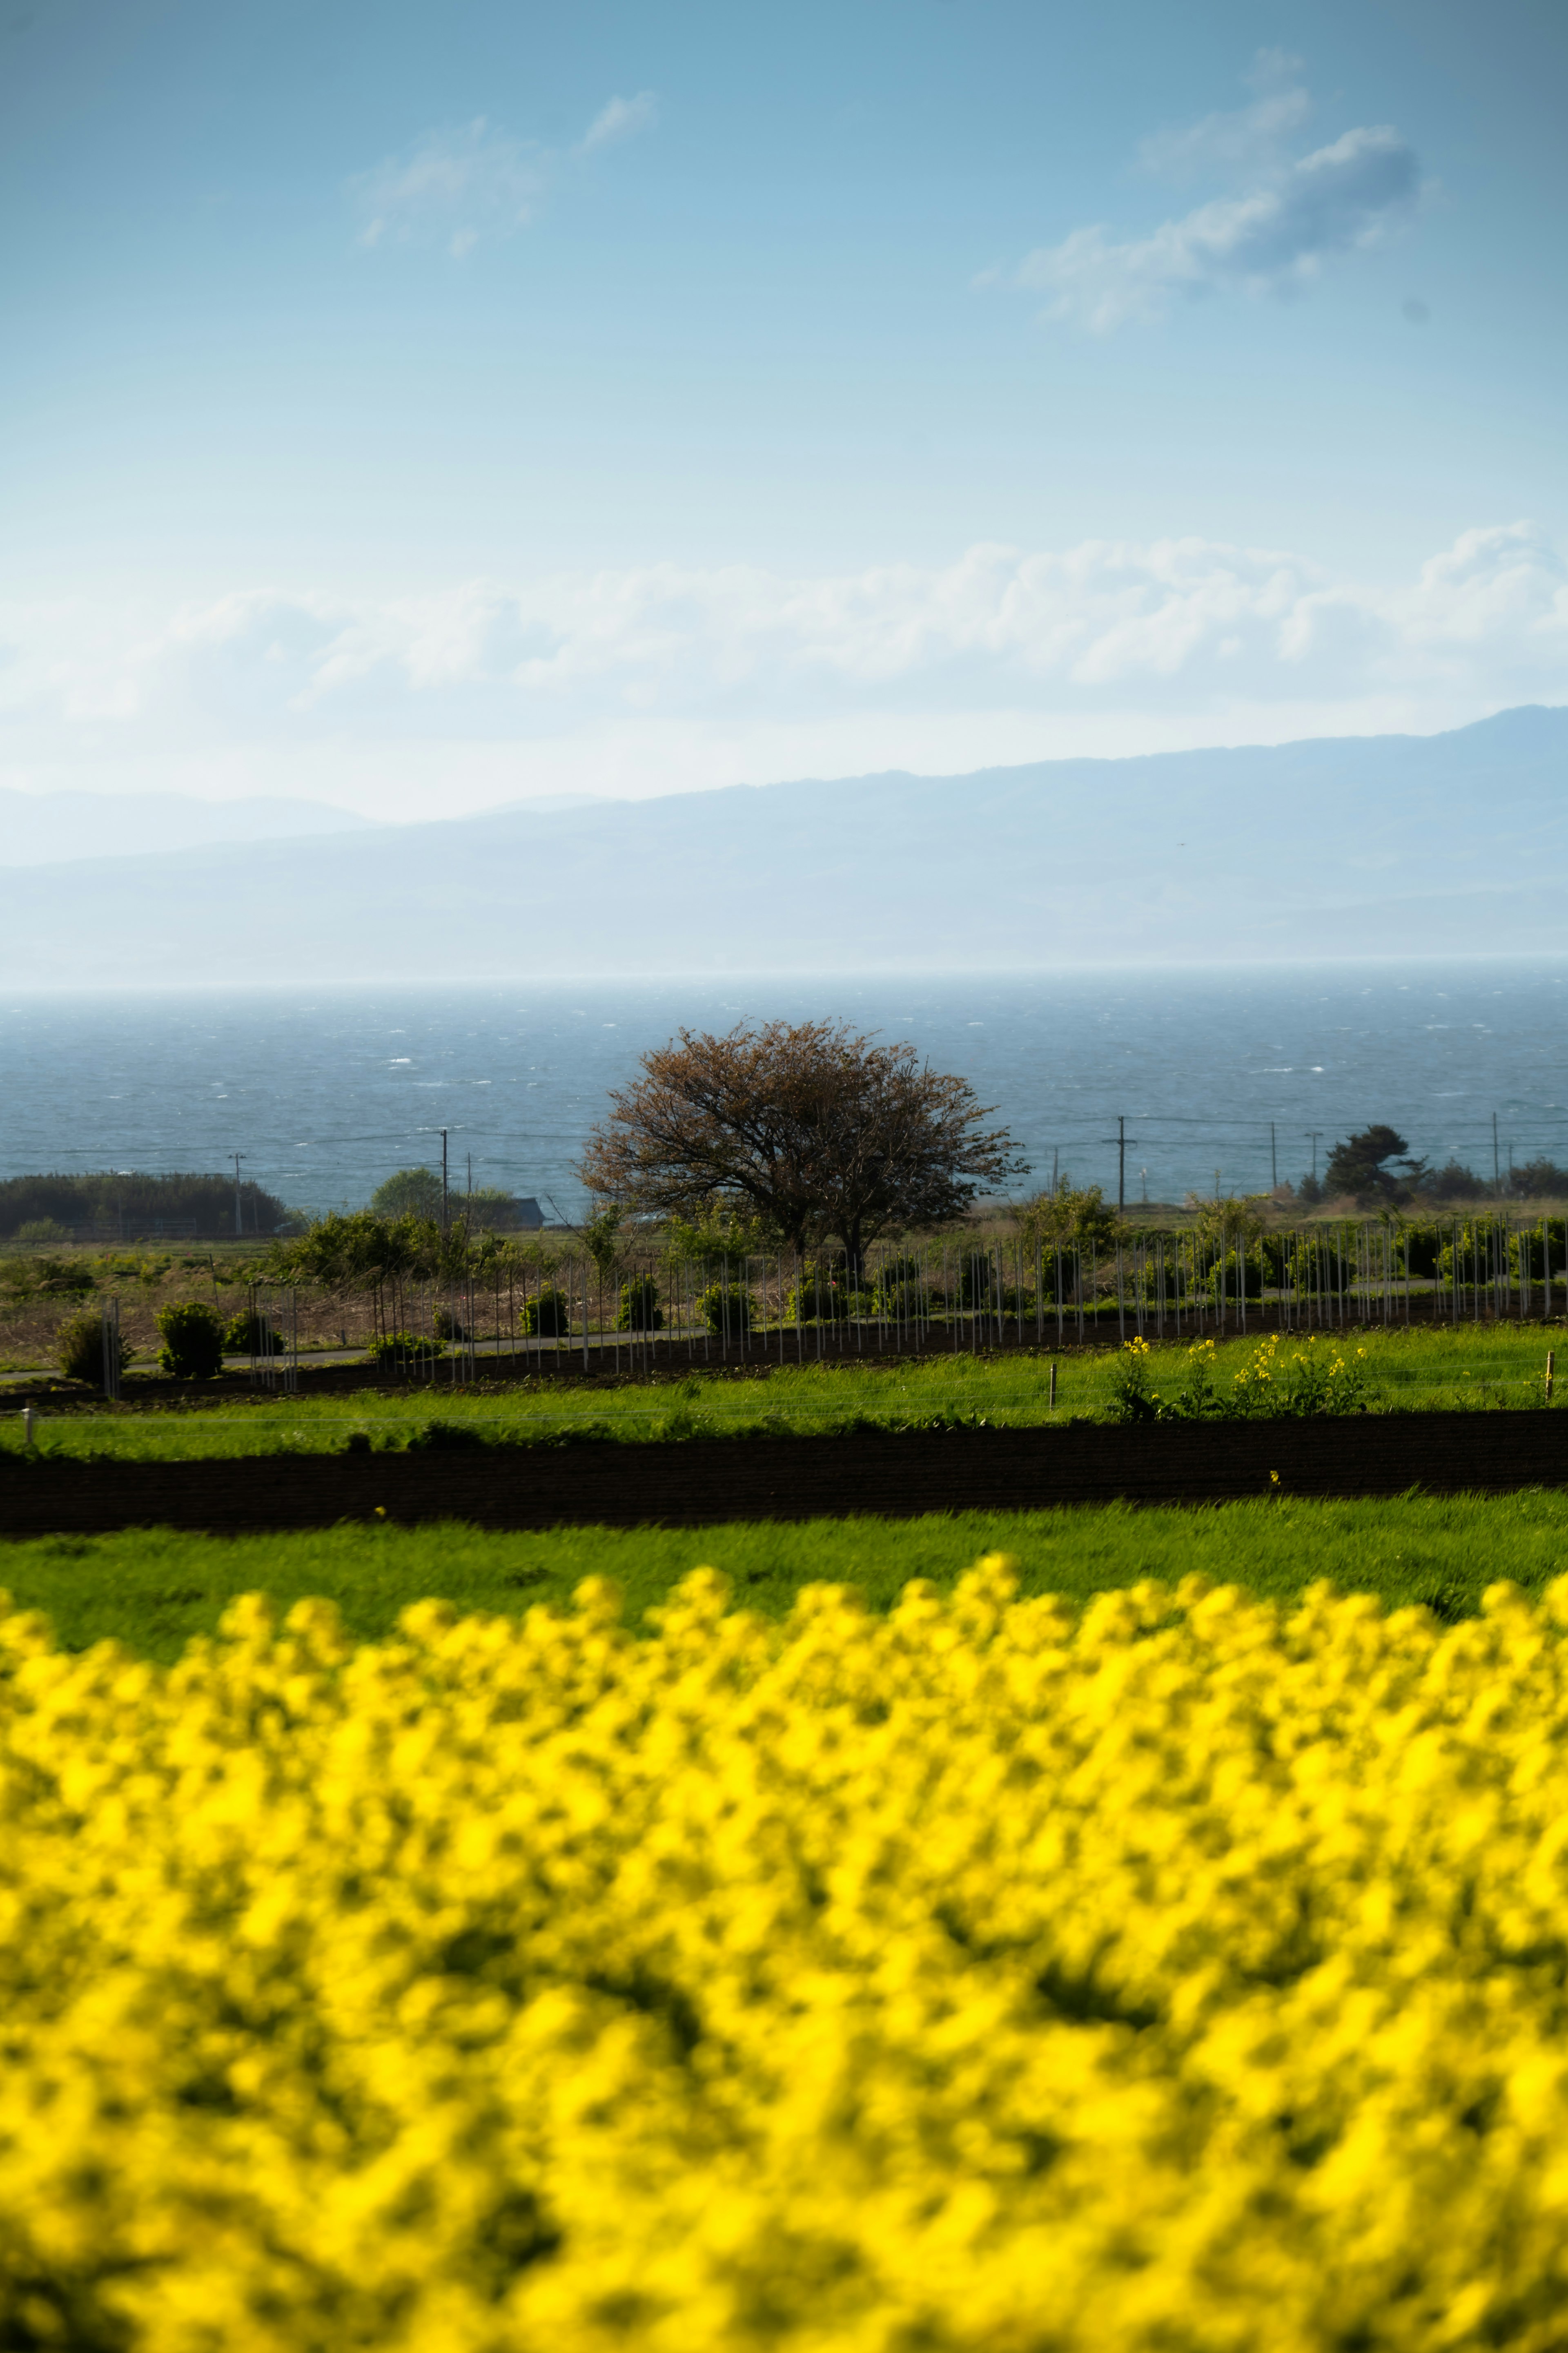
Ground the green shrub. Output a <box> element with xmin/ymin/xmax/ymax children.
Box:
<box><xmin>156</xmin><ymin>1301</ymin><xmax>226</xmax><ymax>1380</ymax></box>
<box><xmin>874</xmin><ymin>1256</ymin><xmax>931</xmax><ymax>1319</ymax></box>
<box><xmin>785</xmin><ymin>1269</ymin><xmax>847</xmax><ymax>1321</ymax></box>
<box><xmin>222</xmin><ymin>1310</ymin><xmax>283</xmax><ymax>1356</ymax></box>
<box><xmin>697</xmin><ymin>1283</ymin><xmax>754</xmax><ymax>1336</ymax></box>
<box><xmin>956</xmin><ymin>1253</ymin><xmax>1000</xmax><ymax>1308</ymax></box>
<box><xmin>369</xmin><ymin>1168</ymin><xmax>444</xmax><ymax>1221</ymax></box>
<box><xmin>1198</xmin><ymin>1249</ymin><xmax>1265</xmax><ymax>1303</ymax></box>
<box><xmin>366</xmin><ymin>1331</ymin><xmax>447</xmax><ymax>1371</ymax></box>
<box><xmin>432</xmin><ymin>1306</ymin><xmax>468</xmax><ymax>1342</ymax></box>
<box><xmin>56</xmin><ymin>1308</ymin><xmax>128</xmax><ymax>1388</ymax></box>
<box><xmin>15</xmin><ymin>1218</ymin><xmax>70</xmax><ymax>1244</ymax></box>
<box><xmin>617</xmin><ymin>1277</ymin><xmax>664</xmax><ymax>1332</ymax></box>
<box><xmin>523</xmin><ymin>1287</ymin><xmax>571</xmax><ymax>1338</ymax></box>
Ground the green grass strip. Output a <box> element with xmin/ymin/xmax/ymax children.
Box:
<box><xmin>3</xmin><ymin>1325</ymin><xmax>1565</xmax><ymax>1461</ymax></box>
<box><xmin>3</xmin><ymin>1487</ymin><xmax>1565</xmax><ymax>1662</ymax></box>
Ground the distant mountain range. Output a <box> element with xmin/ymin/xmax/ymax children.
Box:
<box><xmin>3</xmin><ymin>705</ymin><xmax>1566</xmax><ymax>982</ymax></box>
<box><xmin>0</xmin><ymin>789</ymin><xmax>372</xmax><ymax>867</ymax></box>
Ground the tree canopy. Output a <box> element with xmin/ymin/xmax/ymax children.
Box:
<box><xmin>370</xmin><ymin>1168</ymin><xmax>444</xmax><ymax>1222</ymax></box>
<box><xmin>578</xmin><ymin>1020</ymin><xmax>1026</xmax><ymax>1277</ymax></box>
<box><xmin>1324</xmin><ymin>1125</ymin><xmax>1426</xmax><ymax>1206</ymax></box>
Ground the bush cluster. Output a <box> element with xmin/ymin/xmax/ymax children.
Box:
<box><xmin>221</xmin><ymin>1310</ymin><xmax>283</xmax><ymax>1357</ymax></box>
<box><xmin>616</xmin><ymin>1276</ymin><xmax>664</xmax><ymax>1332</ymax></box>
<box><xmin>696</xmin><ymin>1281</ymin><xmax>755</xmax><ymax>1335</ymax></box>
<box><xmin>54</xmin><ymin>1307</ymin><xmax>128</xmax><ymax>1387</ymax></box>
<box><xmin>522</xmin><ymin>1287</ymin><xmax>571</xmax><ymax>1338</ymax></box>
<box><xmin>154</xmin><ymin>1301</ymin><xmax>226</xmax><ymax>1381</ymax></box>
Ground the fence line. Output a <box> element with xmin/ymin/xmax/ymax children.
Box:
<box><xmin>294</xmin><ymin>1212</ymin><xmax>1568</xmax><ymax>1383</ymax></box>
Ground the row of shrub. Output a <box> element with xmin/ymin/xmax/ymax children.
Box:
<box><xmin>55</xmin><ymin>1302</ymin><xmax>285</xmax><ymax>1385</ymax></box>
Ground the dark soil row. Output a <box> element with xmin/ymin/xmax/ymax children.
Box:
<box><xmin>3</xmin><ymin>1411</ymin><xmax>1566</xmax><ymax>1537</ymax></box>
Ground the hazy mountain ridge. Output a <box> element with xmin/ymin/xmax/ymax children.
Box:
<box><xmin>3</xmin><ymin>705</ymin><xmax>1564</xmax><ymax>981</ymax></box>
<box><xmin>0</xmin><ymin>789</ymin><xmax>376</xmax><ymax>867</ymax></box>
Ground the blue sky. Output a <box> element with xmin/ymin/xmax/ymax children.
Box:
<box><xmin>2</xmin><ymin>0</ymin><xmax>1566</xmax><ymax>816</ymax></box>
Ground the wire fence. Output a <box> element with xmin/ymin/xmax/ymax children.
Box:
<box><xmin>178</xmin><ymin>1213</ymin><xmax>1568</xmax><ymax>1387</ymax></box>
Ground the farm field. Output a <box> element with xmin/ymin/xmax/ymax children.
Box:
<box><xmin>6</xmin><ymin>1485</ymin><xmax>1568</xmax><ymax>1658</ymax></box>
<box><xmin>4</xmin><ymin>1324</ymin><xmax>1563</xmax><ymax>1459</ymax></box>
<box><xmin>4</xmin><ymin>1532</ymin><xmax>1568</xmax><ymax>2346</ymax></box>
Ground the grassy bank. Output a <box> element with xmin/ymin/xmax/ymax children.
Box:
<box><xmin>3</xmin><ymin>1325</ymin><xmax>1563</xmax><ymax>1459</ymax></box>
<box><xmin>5</xmin><ymin>1485</ymin><xmax>1567</xmax><ymax>1660</ymax></box>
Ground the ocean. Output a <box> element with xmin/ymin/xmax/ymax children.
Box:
<box><xmin>3</xmin><ymin>961</ymin><xmax>1567</xmax><ymax>1220</ymax></box>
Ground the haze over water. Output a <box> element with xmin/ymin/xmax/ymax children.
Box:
<box><xmin>4</xmin><ymin>961</ymin><xmax>1567</xmax><ymax>1222</ymax></box>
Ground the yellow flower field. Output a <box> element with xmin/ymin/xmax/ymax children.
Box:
<box><xmin>3</xmin><ymin>1559</ymin><xmax>1568</xmax><ymax>2348</ymax></box>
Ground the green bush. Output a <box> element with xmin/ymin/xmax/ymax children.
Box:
<box><xmin>523</xmin><ymin>1287</ymin><xmax>571</xmax><ymax>1338</ymax></box>
<box><xmin>370</xmin><ymin>1168</ymin><xmax>444</xmax><ymax>1221</ymax></box>
<box><xmin>15</xmin><ymin>1218</ymin><xmax>70</xmax><ymax>1244</ymax></box>
<box><xmin>56</xmin><ymin>1308</ymin><xmax>128</xmax><ymax>1388</ymax></box>
<box><xmin>222</xmin><ymin>1310</ymin><xmax>283</xmax><ymax>1356</ymax></box>
<box><xmin>366</xmin><ymin>1331</ymin><xmax>447</xmax><ymax>1371</ymax></box>
<box><xmin>156</xmin><ymin>1301</ymin><xmax>226</xmax><ymax>1381</ymax></box>
<box><xmin>785</xmin><ymin>1269</ymin><xmax>847</xmax><ymax>1321</ymax></box>
<box><xmin>1198</xmin><ymin>1249</ymin><xmax>1265</xmax><ymax>1303</ymax></box>
<box><xmin>617</xmin><ymin>1277</ymin><xmax>664</xmax><ymax>1332</ymax></box>
<box><xmin>432</xmin><ymin>1306</ymin><xmax>468</xmax><ymax>1342</ymax></box>
<box><xmin>697</xmin><ymin>1283</ymin><xmax>754</xmax><ymax>1336</ymax></box>
<box><xmin>954</xmin><ymin>1257</ymin><xmax>1031</xmax><ymax>1316</ymax></box>
<box><xmin>874</xmin><ymin>1256</ymin><xmax>931</xmax><ymax>1319</ymax></box>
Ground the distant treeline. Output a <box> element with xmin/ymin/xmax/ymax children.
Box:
<box><xmin>0</xmin><ymin>1172</ymin><xmax>288</xmax><ymax>1240</ymax></box>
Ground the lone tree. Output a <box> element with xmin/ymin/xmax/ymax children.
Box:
<box><xmin>1324</xmin><ymin>1124</ymin><xmax>1426</xmax><ymax>1207</ymax></box>
<box><xmin>578</xmin><ymin>1020</ymin><xmax>1027</xmax><ymax>1281</ymax></box>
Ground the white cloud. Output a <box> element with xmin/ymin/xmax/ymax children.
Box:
<box><xmin>578</xmin><ymin>91</ymin><xmax>658</xmax><ymax>154</ymax></box>
<box><xmin>2</xmin><ymin>528</ymin><xmax>1562</xmax><ymax>817</ymax></box>
<box><xmin>998</xmin><ymin>56</ymin><xmax>1421</xmax><ymax>330</ymax></box>
<box><xmin>1137</xmin><ymin>50</ymin><xmax>1311</xmax><ymax>183</ymax></box>
<box><xmin>351</xmin><ymin>118</ymin><xmax>546</xmax><ymax>254</ymax></box>
<box><xmin>350</xmin><ymin>94</ymin><xmax>657</xmax><ymax>255</ymax></box>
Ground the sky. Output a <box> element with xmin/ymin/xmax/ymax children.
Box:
<box><xmin>2</xmin><ymin>0</ymin><xmax>1566</xmax><ymax>820</ymax></box>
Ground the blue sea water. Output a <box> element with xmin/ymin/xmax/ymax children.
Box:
<box><xmin>3</xmin><ymin>962</ymin><xmax>1568</xmax><ymax>1219</ymax></box>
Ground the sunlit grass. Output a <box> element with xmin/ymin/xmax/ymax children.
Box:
<box><xmin>4</xmin><ymin>1485</ymin><xmax>1567</xmax><ymax>1661</ymax></box>
<box><xmin>2</xmin><ymin>1321</ymin><xmax>1562</xmax><ymax>1460</ymax></box>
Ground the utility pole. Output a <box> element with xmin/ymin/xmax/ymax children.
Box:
<box><xmin>1118</xmin><ymin>1116</ymin><xmax>1126</xmax><ymax>1212</ymax></box>
<box><xmin>1494</xmin><ymin>1112</ymin><xmax>1501</xmax><ymax>1198</ymax></box>
<box><xmin>441</xmin><ymin>1129</ymin><xmax>449</xmax><ymax>1230</ymax></box>
<box><xmin>1270</xmin><ymin>1122</ymin><xmax>1278</xmax><ymax>1191</ymax></box>
<box><xmin>1051</xmin><ymin>1146</ymin><xmax>1058</xmax><ymax>1194</ymax></box>
<box><xmin>1306</xmin><ymin>1131</ymin><xmax>1323</xmax><ymax>1183</ymax></box>
<box><xmin>232</xmin><ymin>1154</ymin><xmax>243</xmax><ymax>1238</ymax></box>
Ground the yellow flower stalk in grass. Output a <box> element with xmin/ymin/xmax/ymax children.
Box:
<box><xmin>2</xmin><ymin>1561</ymin><xmax>1568</xmax><ymax>2346</ymax></box>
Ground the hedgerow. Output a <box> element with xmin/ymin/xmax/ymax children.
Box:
<box><xmin>3</xmin><ymin>1562</ymin><xmax>1568</xmax><ymax>2346</ymax></box>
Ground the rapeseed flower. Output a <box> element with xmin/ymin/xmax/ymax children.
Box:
<box><xmin>0</xmin><ymin>1562</ymin><xmax>1566</xmax><ymax>2346</ymax></box>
